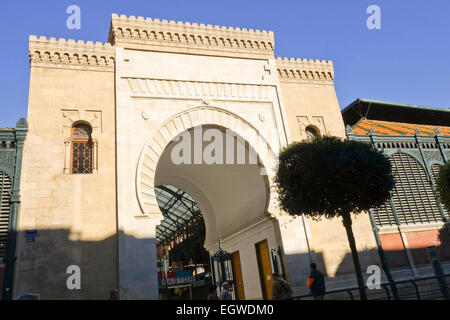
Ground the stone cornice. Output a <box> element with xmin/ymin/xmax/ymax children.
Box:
<box><xmin>124</xmin><ymin>77</ymin><xmax>275</xmax><ymax>101</ymax></box>
<box><xmin>29</xmin><ymin>35</ymin><xmax>115</xmax><ymax>71</ymax></box>
<box><xmin>276</xmin><ymin>57</ymin><xmax>334</xmax><ymax>84</ymax></box>
<box><xmin>108</xmin><ymin>14</ymin><xmax>274</xmax><ymax>59</ymax></box>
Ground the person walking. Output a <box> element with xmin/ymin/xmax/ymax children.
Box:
<box><xmin>307</xmin><ymin>263</ymin><xmax>326</xmax><ymax>300</ymax></box>
<box><xmin>207</xmin><ymin>285</ymin><xmax>219</xmax><ymax>300</ymax></box>
<box><xmin>271</xmin><ymin>272</ymin><xmax>293</xmax><ymax>300</ymax></box>
<box><xmin>220</xmin><ymin>282</ymin><xmax>232</xmax><ymax>300</ymax></box>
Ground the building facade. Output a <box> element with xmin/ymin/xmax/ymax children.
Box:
<box><xmin>0</xmin><ymin>119</ymin><xmax>28</xmax><ymax>300</ymax></box>
<box><xmin>344</xmin><ymin>99</ymin><xmax>450</xmax><ymax>280</ymax></box>
<box><xmin>13</xmin><ymin>14</ymin><xmax>382</xmax><ymax>300</ymax></box>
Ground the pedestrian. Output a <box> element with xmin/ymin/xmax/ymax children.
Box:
<box><xmin>207</xmin><ymin>285</ymin><xmax>218</xmax><ymax>300</ymax></box>
<box><xmin>109</xmin><ymin>289</ymin><xmax>119</xmax><ymax>300</ymax></box>
<box><xmin>307</xmin><ymin>263</ymin><xmax>326</xmax><ymax>300</ymax></box>
<box><xmin>220</xmin><ymin>282</ymin><xmax>232</xmax><ymax>300</ymax></box>
<box><xmin>271</xmin><ymin>272</ymin><xmax>293</xmax><ymax>300</ymax></box>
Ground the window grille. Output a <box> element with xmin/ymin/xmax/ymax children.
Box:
<box><xmin>372</xmin><ymin>153</ymin><xmax>444</xmax><ymax>227</ymax></box>
<box><xmin>71</xmin><ymin>124</ymin><xmax>93</xmax><ymax>174</ymax></box>
<box><xmin>0</xmin><ymin>171</ymin><xmax>12</xmax><ymax>262</ymax></box>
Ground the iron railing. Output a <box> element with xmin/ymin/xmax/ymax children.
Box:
<box><xmin>289</xmin><ymin>274</ymin><xmax>450</xmax><ymax>300</ymax></box>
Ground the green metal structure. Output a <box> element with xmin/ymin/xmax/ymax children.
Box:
<box><xmin>346</xmin><ymin>125</ymin><xmax>449</xmax><ymax>299</ymax></box>
<box><xmin>346</xmin><ymin>126</ymin><xmax>449</xmax><ymax>227</ymax></box>
<box><xmin>0</xmin><ymin>118</ymin><xmax>28</xmax><ymax>300</ymax></box>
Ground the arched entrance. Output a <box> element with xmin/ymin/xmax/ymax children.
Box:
<box><xmin>136</xmin><ymin>106</ymin><xmax>278</xmax><ymax>218</ymax></box>
<box><xmin>117</xmin><ymin>106</ymin><xmax>282</xmax><ymax>300</ymax></box>
<box><xmin>152</xmin><ymin>123</ymin><xmax>274</xmax><ymax>299</ymax></box>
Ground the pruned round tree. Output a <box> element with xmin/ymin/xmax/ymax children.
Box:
<box><xmin>436</xmin><ymin>162</ymin><xmax>450</xmax><ymax>211</ymax></box>
<box><xmin>275</xmin><ymin>136</ymin><xmax>394</xmax><ymax>300</ymax></box>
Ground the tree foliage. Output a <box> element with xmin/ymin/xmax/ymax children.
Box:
<box><xmin>275</xmin><ymin>136</ymin><xmax>395</xmax><ymax>300</ymax></box>
<box><xmin>275</xmin><ymin>136</ymin><xmax>394</xmax><ymax>219</ymax></box>
<box><xmin>436</xmin><ymin>162</ymin><xmax>450</xmax><ymax>211</ymax></box>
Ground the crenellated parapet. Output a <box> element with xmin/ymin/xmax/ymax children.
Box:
<box><xmin>29</xmin><ymin>35</ymin><xmax>115</xmax><ymax>71</ymax></box>
<box><xmin>108</xmin><ymin>14</ymin><xmax>274</xmax><ymax>59</ymax></box>
<box><xmin>275</xmin><ymin>57</ymin><xmax>334</xmax><ymax>84</ymax></box>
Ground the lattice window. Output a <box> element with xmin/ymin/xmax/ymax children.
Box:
<box><xmin>71</xmin><ymin>123</ymin><xmax>93</xmax><ymax>174</ymax></box>
<box><xmin>372</xmin><ymin>200</ymin><xmax>397</xmax><ymax>227</ymax></box>
<box><xmin>431</xmin><ymin>163</ymin><xmax>450</xmax><ymax>219</ymax></box>
<box><xmin>372</xmin><ymin>153</ymin><xmax>444</xmax><ymax>227</ymax></box>
<box><xmin>0</xmin><ymin>171</ymin><xmax>12</xmax><ymax>262</ymax></box>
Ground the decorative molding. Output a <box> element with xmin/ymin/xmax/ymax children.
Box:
<box><xmin>262</xmin><ymin>59</ymin><xmax>277</xmax><ymax>81</ymax></box>
<box><xmin>259</xmin><ymin>113</ymin><xmax>265</xmax><ymax>122</ymax></box>
<box><xmin>61</xmin><ymin>109</ymin><xmax>101</xmax><ymax>175</ymax></box>
<box><xmin>16</xmin><ymin>118</ymin><xmax>28</xmax><ymax>128</ymax></box>
<box><xmin>349</xmin><ymin>129</ymin><xmax>450</xmax><ymax>150</ymax></box>
<box><xmin>61</xmin><ymin>109</ymin><xmax>103</xmax><ymax>135</ymax></box>
<box><xmin>136</xmin><ymin>106</ymin><xmax>277</xmax><ymax>215</ymax></box>
<box><xmin>125</xmin><ymin>77</ymin><xmax>275</xmax><ymax>101</ymax></box>
<box><xmin>379</xmin><ymin>222</ymin><xmax>447</xmax><ymax>234</ymax></box>
<box><xmin>108</xmin><ymin>14</ymin><xmax>274</xmax><ymax>58</ymax></box>
<box><xmin>296</xmin><ymin>115</ymin><xmax>328</xmax><ymax>137</ymax></box>
<box><xmin>276</xmin><ymin>57</ymin><xmax>334</xmax><ymax>84</ymax></box>
<box><xmin>346</xmin><ymin>124</ymin><xmax>354</xmax><ymax>135</ymax></box>
<box><xmin>29</xmin><ymin>35</ymin><xmax>115</xmax><ymax>71</ymax></box>
<box><xmin>141</xmin><ymin>111</ymin><xmax>150</xmax><ymax>120</ymax></box>
<box><xmin>0</xmin><ymin>151</ymin><xmax>15</xmax><ymax>174</ymax></box>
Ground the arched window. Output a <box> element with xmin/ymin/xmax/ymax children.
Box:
<box><xmin>372</xmin><ymin>153</ymin><xmax>445</xmax><ymax>226</ymax></box>
<box><xmin>71</xmin><ymin>123</ymin><xmax>93</xmax><ymax>174</ymax></box>
<box><xmin>305</xmin><ymin>125</ymin><xmax>320</xmax><ymax>140</ymax></box>
<box><xmin>0</xmin><ymin>170</ymin><xmax>12</xmax><ymax>261</ymax></box>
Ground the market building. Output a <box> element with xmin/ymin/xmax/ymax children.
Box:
<box><xmin>343</xmin><ymin>99</ymin><xmax>450</xmax><ymax>280</ymax></box>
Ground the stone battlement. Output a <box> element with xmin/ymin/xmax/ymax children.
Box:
<box><xmin>276</xmin><ymin>56</ymin><xmax>334</xmax><ymax>83</ymax></box>
<box><xmin>110</xmin><ymin>13</ymin><xmax>273</xmax><ymax>35</ymax></box>
<box><xmin>108</xmin><ymin>13</ymin><xmax>274</xmax><ymax>58</ymax></box>
<box><xmin>29</xmin><ymin>35</ymin><xmax>115</xmax><ymax>71</ymax></box>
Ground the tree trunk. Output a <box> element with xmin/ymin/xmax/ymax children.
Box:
<box><xmin>342</xmin><ymin>212</ymin><xmax>367</xmax><ymax>300</ymax></box>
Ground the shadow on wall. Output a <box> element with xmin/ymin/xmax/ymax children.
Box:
<box><xmin>284</xmin><ymin>249</ymin><xmax>379</xmax><ymax>295</ymax></box>
<box><xmin>10</xmin><ymin>226</ymin><xmax>450</xmax><ymax>299</ymax></box>
<box><xmin>437</xmin><ymin>225</ymin><xmax>450</xmax><ymax>262</ymax></box>
<box><xmin>331</xmin><ymin>225</ymin><xmax>450</xmax><ymax>278</ymax></box>
<box><xmin>331</xmin><ymin>248</ymin><xmax>381</xmax><ymax>278</ymax></box>
<box><xmin>11</xmin><ymin>228</ymin><xmax>143</xmax><ymax>300</ymax></box>
<box><xmin>287</xmin><ymin>225</ymin><xmax>450</xmax><ymax>295</ymax></box>
<box><xmin>379</xmin><ymin>225</ymin><xmax>450</xmax><ymax>270</ymax></box>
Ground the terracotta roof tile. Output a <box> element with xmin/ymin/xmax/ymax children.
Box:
<box><xmin>352</xmin><ymin>119</ymin><xmax>450</xmax><ymax>136</ymax></box>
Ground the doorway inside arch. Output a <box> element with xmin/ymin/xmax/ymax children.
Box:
<box><xmin>153</xmin><ymin>125</ymin><xmax>279</xmax><ymax>300</ymax></box>
<box><xmin>155</xmin><ymin>185</ymin><xmax>211</xmax><ymax>300</ymax></box>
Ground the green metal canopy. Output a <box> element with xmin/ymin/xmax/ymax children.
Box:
<box><xmin>155</xmin><ymin>185</ymin><xmax>204</xmax><ymax>246</ymax></box>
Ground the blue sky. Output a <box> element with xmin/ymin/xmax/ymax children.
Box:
<box><xmin>1</xmin><ymin>0</ymin><xmax>449</xmax><ymax>127</ymax></box>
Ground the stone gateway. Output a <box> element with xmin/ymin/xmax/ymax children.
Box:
<box><xmin>12</xmin><ymin>14</ymin><xmax>381</xmax><ymax>299</ymax></box>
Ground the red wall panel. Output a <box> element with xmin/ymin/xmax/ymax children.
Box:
<box><xmin>405</xmin><ymin>229</ymin><xmax>450</xmax><ymax>265</ymax></box>
<box><xmin>380</xmin><ymin>233</ymin><xmax>410</xmax><ymax>269</ymax></box>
